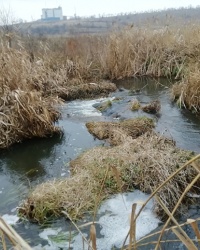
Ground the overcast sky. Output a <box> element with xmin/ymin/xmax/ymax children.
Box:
<box><xmin>1</xmin><ymin>0</ymin><xmax>200</xmax><ymax>22</ymax></box>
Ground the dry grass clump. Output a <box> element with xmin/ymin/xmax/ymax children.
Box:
<box><xmin>0</xmin><ymin>89</ymin><xmax>61</xmax><ymax>148</ymax></box>
<box><xmin>19</xmin><ymin>170</ymin><xmax>99</xmax><ymax>223</ymax></box>
<box><xmin>86</xmin><ymin>117</ymin><xmax>154</xmax><ymax>145</ymax></box>
<box><xmin>19</xmin><ymin>129</ymin><xmax>197</xmax><ymax>223</ymax></box>
<box><xmin>131</xmin><ymin>99</ymin><xmax>141</xmax><ymax>111</ymax></box>
<box><xmin>55</xmin><ymin>81</ymin><xmax>117</xmax><ymax>101</ymax></box>
<box><xmin>0</xmin><ymin>46</ymin><xmax>63</xmax><ymax>147</ymax></box>
<box><xmin>142</xmin><ymin>100</ymin><xmax>161</xmax><ymax>114</ymax></box>
<box><xmin>171</xmin><ymin>68</ymin><xmax>200</xmax><ymax>112</ymax></box>
<box><xmin>71</xmin><ymin>131</ymin><xmax>197</xmax><ymax>218</ymax></box>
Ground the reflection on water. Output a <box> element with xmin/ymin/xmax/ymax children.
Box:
<box><xmin>0</xmin><ymin>134</ymin><xmax>63</xmax><ymax>181</ymax></box>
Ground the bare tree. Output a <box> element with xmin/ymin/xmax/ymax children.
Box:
<box><xmin>0</xmin><ymin>6</ymin><xmax>24</xmax><ymax>48</ymax></box>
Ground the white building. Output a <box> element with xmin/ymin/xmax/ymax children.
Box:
<box><xmin>41</xmin><ymin>6</ymin><xmax>63</xmax><ymax>21</ymax></box>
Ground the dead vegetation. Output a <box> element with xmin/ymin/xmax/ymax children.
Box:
<box><xmin>0</xmin><ymin>37</ymin><xmax>116</xmax><ymax>148</ymax></box>
<box><xmin>131</xmin><ymin>99</ymin><xmax>141</xmax><ymax>111</ymax></box>
<box><xmin>0</xmin><ymin>89</ymin><xmax>61</xmax><ymax>148</ymax></box>
<box><xmin>70</xmin><ymin>131</ymin><xmax>198</xmax><ymax>220</ymax></box>
<box><xmin>141</xmin><ymin>100</ymin><xmax>161</xmax><ymax>114</ymax></box>
<box><xmin>171</xmin><ymin>68</ymin><xmax>200</xmax><ymax>112</ymax></box>
<box><xmin>2</xmin><ymin>22</ymin><xmax>200</xmax><ymax>148</ymax></box>
<box><xmin>19</xmin><ymin>116</ymin><xmax>198</xmax><ymax>223</ymax></box>
<box><xmin>86</xmin><ymin>117</ymin><xmax>154</xmax><ymax>145</ymax></box>
<box><xmin>2</xmin><ymin>154</ymin><xmax>200</xmax><ymax>250</ymax></box>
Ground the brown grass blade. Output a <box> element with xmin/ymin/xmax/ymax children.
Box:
<box><xmin>136</xmin><ymin>218</ymin><xmax>200</xmax><ymax>246</ymax></box>
<box><xmin>172</xmin><ymin>228</ymin><xmax>198</xmax><ymax>250</ymax></box>
<box><xmin>187</xmin><ymin>219</ymin><xmax>200</xmax><ymax>247</ymax></box>
<box><xmin>0</xmin><ymin>217</ymin><xmax>32</xmax><ymax>250</ymax></box>
<box><xmin>90</xmin><ymin>224</ymin><xmax>97</xmax><ymax>250</ymax></box>
<box><xmin>154</xmin><ymin>195</ymin><xmax>198</xmax><ymax>249</ymax></box>
<box><xmin>0</xmin><ymin>229</ymin><xmax>7</xmax><ymax>250</ymax></box>
<box><xmin>129</xmin><ymin>203</ymin><xmax>137</xmax><ymax>250</ymax></box>
<box><xmin>154</xmin><ymin>173</ymin><xmax>200</xmax><ymax>250</ymax></box>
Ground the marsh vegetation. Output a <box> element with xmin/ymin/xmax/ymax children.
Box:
<box><xmin>1</xmin><ymin>7</ymin><xmax>200</xmax><ymax>249</ymax></box>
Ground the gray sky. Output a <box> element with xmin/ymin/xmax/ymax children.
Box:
<box><xmin>1</xmin><ymin>0</ymin><xmax>200</xmax><ymax>22</ymax></box>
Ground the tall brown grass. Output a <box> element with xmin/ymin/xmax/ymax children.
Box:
<box><xmin>1</xmin><ymin>21</ymin><xmax>200</xmax><ymax>144</ymax></box>
<box><xmin>0</xmin><ymin>33</ymin><xmax>116</xmax><ymax>148</ymax></box>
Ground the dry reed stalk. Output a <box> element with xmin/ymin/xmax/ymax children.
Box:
<box><xmin>128</xmin><ymin>204</ymin><xmax>137</xmax><ymax>250</ymax></box>
<box><xmin>90</xmin><ymin>224</ymin><xmax>97</xmax><ymax>250</ymax></box>
<box><xmin>122</xmin><ymin>154</ymin><xmax>200</xmax><ymax>250</ymax></box>
<box><xmin>0</xmin><ymin>217</ymin><xmax>32</xmax><ymax>250</ymax></box>
<box><xmin>172</xmin><ymin>66</ymin><xmax>200</xmax><ymax>112</ymax></box>
<box><xmin>187</xmin><ymin>219</ymin><xmax>200</xmax><ymax>247</ymax></box>
<box><xmin>136</xmin><ymin>218</ymin><xmax>200</xmax><ymax>247</ymax></box>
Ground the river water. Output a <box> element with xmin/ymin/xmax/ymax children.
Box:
<box><xmin>0</xmin><ymin>77</ymin><xmax>200</xmax><ymax>249</ymax></box>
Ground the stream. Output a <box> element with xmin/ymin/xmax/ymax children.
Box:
<box><xmin>0</xmin><ymin>77</ymin><xmax>200</xmax><ymax>249</ymax></box>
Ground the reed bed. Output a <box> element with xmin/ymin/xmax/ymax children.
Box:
<box><xmin>0</xmin><ymin>39</ymin><xmax>116</xmax><ymax>148</ymax></box>
<box><xmin>2</xmin><ymin>22</ymin><xmax>200</xmax><ymax>148</ymax></box>
<box><xmin>172</xmin><ymin>67</ymin><xmax>200</xmax><ymax>112</ymax></box>
<box><xmin>59</xmin><ymin>26</ymin><xmax>200</xmax><ymax>112</ymax></box>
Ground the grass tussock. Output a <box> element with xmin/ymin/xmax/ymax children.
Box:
<box><xmin>141</xmin><ymin>100</ymin><xmax>161</xmax><ymax>114</ymax></box>
<box><xmin>0</xmin><ymin>89</ymin><xmax>61</xmax><ymax>148</ymax></box>
<box><xmin>19</xmin><ymin>127</ymin><xmax>198</xmax><ymax>222</ymax></box>
<box><xmin>86</xmin><ymin>117</ymin><xmax>154</xmax><ymax>146</ymax></box>
<box><xmin>96</xmin><ymin>100</ymin><xmax>112</xmax><ymax>112</ymax></box>
<box><xmin>71</xmin><ymin>131</ymin><xmax>197</xmax><ymax>219</ymax></box>
<box><xmin>131</xmin><ymin>99</ymin><xmax>141</xmax><ymax>111</ymax></box>
<box><xmin>19</xmin><ymin>170</ymin><xmax>99</xmax><ymax>222</ymax></box>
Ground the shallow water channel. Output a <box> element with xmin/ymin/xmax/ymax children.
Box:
<box><xmin>0</xmin><ymin>78</ymin><xmax>200</xmax><ymax>249</ymax></box>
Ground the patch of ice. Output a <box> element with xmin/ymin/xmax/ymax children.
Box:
<box><xmin>96</xmin><ymin>190</ymin><xmax>160</xmax><ymax>249</ymax></box>
<box><xmin>2</xmin><ymin>214</ymin><xmax>19</xmax><ymax>225</ymax></box>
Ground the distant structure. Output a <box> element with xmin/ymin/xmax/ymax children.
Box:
<box><xmin>41</xmin><ymin>6</ymin><xmax>63</xmax><ymax>21</ymax></box>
